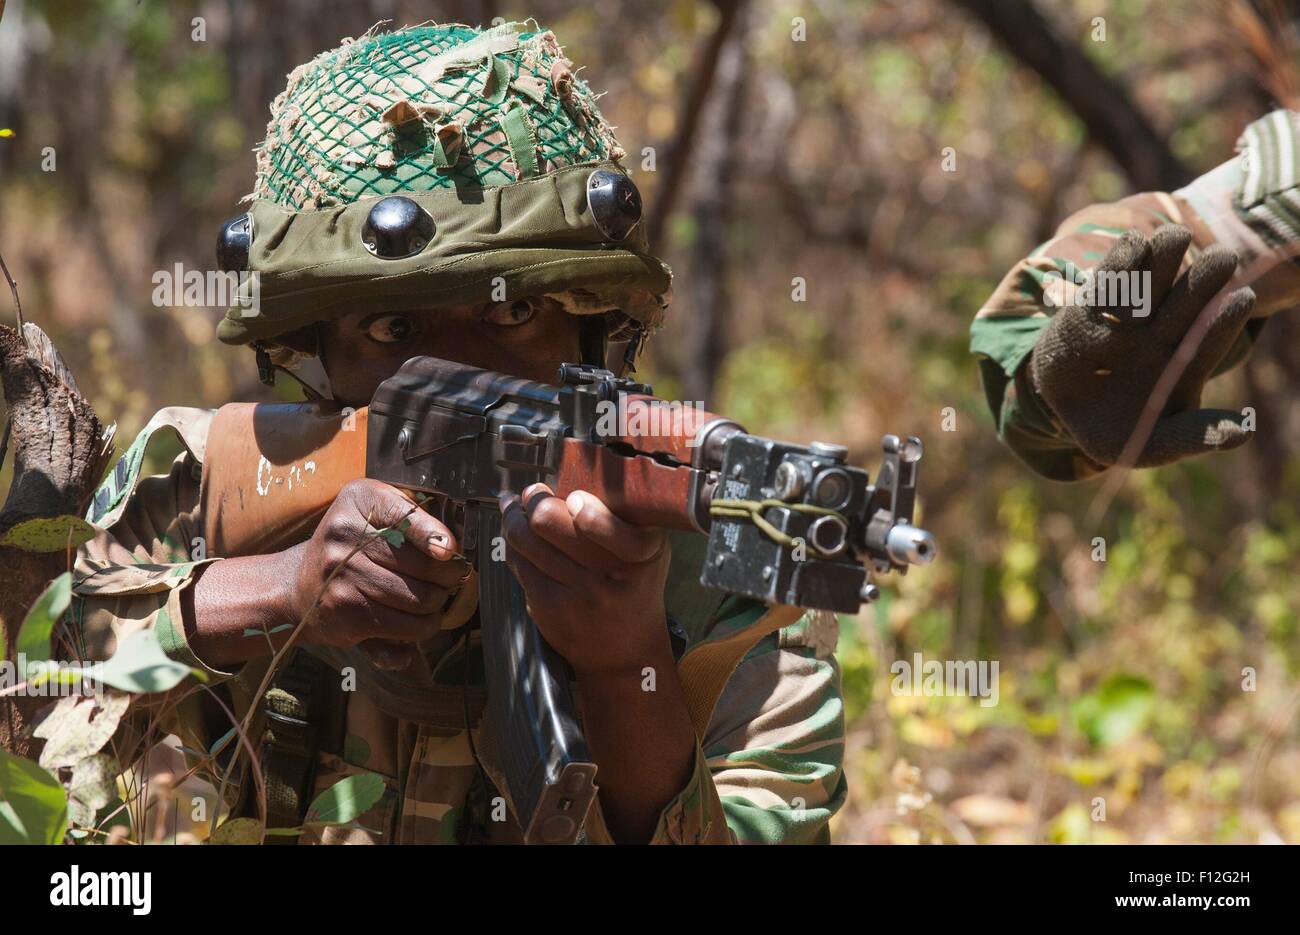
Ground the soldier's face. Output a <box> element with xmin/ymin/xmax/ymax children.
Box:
<box><xmin>320</xmin><ymin>297</ymin><xmax>584</xmax><ymax>406</ymax></box>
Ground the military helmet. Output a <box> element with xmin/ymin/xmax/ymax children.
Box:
<box><xmin>216</xmin><ymin>21</ymin><xmax>670</xmax><ymax>353</ymax></box>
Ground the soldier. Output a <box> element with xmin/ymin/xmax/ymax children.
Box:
<box><xmin>972</xmin><ymin>111</ymin><xmax>1300</xmax><ymax>480</ymax></box>
<box><xmin>70</xmin><ymin>22</ymin><xmax>845</xmax><ymax>844</ymax></box>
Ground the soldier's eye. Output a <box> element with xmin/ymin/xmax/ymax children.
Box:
<box><xmin>483</xmin><ymin>298</ymin><xmax>537</xmax><ymax>327</ymax></box>
<box><xmin>366</xmin><ymin>314</ymin><xmax>417</xmax><ymax>344</ymax></box>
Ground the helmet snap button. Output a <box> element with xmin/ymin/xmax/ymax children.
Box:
<box><xmin>586</xmin><ymin>169</ymin><xmax>642</xmax><ymax>242</ymax></box>
<box><xmin>362</xmin><ymin>196</ymin><xmax>435</xmax><ymax>259</ymax></box>
<box><xmin>216</xmin><ymin>213</ymin><xmax>253</xmax><ymax>271</ymax></box>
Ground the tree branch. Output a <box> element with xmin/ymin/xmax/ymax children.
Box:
<box><xmin>949</xmin><ymin>0</ymin><xmax>1192</xmax><ymax>190</ymax></box>
<box><xmin>646</xmin><ymin>0</ymin><xmax>748</xmax><ymax>249</ymax></box>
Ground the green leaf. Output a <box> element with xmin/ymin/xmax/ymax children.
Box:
<box><xmin>378</xmin><ymin>526</ymin><xmax>405</xmax><ymax>547</ymax></box>
<box><xmin>0</xmin><ymin>747</ymin><xmax>68</xmax><ymax>844</ymax></box>
<box><xmin>14</xmin><ymin>573</ymin><xmax>72</xmax><ymax>672</ymax></box>
<box><xmin>97</xmin><ymin>629</ymin><xmax>193</xmax><ymax>693</ymax></box>
<box><xmin>208</xmin><ymin>726</ymin><xmax>236</xmax><ymax>758</ymax></box>
<box><xmin>241</xmin><ymin>623</ymin><xmax>293</xmax><ymax>637</ymax></box>
<box><xmin>211</xmin><ymin>816</ymin><xmax>263</xmax><ymax>845</ymax></box>
<box><xmin>304</xmin><ymin>773</ymin><xmax>385</xmax><ymax>826</ymax></box>
<box><xmin>26</xmin><ymin>663</ymin><xmax>94</xmax><ymax>689</ymax></box>
<box><xmin>1073</xmin><ymin>674</ymin><xmax>1156</xmax><ymax>747</ymax></box>
<box><xmin>0</xmin><ymin>515</ymin><xmax>97</xmax><ymax>552</ymax></box>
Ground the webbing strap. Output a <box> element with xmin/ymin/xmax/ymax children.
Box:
<box><xmin>261</xmin><ymin>690</ymin><xmax>312</xmax><ymax>839</ymax></box>
<box><xmin>257</xmin><ymin>650</ymin><xmax>344</xmax><ymax>840</ymax></box>
<box><xmin>676</xmin><ymin>604</ymin><xmax>806</xmax><ymax>739</ymax></box>
<box><xmin>500</xmin><ymin>101</ymin><xmax>539</xmax><ymax>178</ymax></box>
<box><xmin>480</xmin><ymin>53</ymin><xmax>512</xmax><ymax>105</ymax></box>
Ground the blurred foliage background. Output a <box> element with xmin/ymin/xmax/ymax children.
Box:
<box><xmin>1</xmin><ymin>0</ymin><xmax>1298</xmax><ymax>843</ymax></box>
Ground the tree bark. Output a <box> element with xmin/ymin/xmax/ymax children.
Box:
<box><xmin>0</xmin><ymin>320</ymin><xmax>113</xmax><ymax>756</ymax></box>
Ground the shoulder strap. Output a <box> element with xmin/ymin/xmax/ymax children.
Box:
<box><xmin>87</xmin><ymin>407</ymin><xmax>214</xmax><ymax>528</ymax></box>
<box><xmin>676</xmin><ymin>604</ymin><xmax>806</xmax><ymax>738</ymax></box>
<box><xmin>662</xmin><ymin>529</ymin><xmax>809</xmax><ymax>738</ymax></box>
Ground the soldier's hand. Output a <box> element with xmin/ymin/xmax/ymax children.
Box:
<box><xmin>500</xmin><ymin>483</ymin><xmax>672</xmax><ymax>678</ymax></box>
<box><xmin>284</xmin><ymin>478</ymin><xmax>468</xmax><ymax>659</ymax></box>
<box><xmin>1028</xmin><ymin>224</ymin><xmax>1257</xmax><ymax>468</ymax></box>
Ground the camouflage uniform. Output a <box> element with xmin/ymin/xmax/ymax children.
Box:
<box><xmin>971</xmin><ymin>110</ymin><xmax>1300</xmax><ymax>480</ymax></box>
<box><xmin>72</xmin><ymin>414</ymin><xmax>846</xmax><ymax>844</ymax></box>
<box><xmin>67</xmin><ymin>24</ymin><xmax>848</xmax><ymax>845</ymax></box>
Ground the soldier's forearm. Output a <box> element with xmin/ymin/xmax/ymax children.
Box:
<box><xmin>181</xmin><ymin>550</ymin><xmax>302</xmax><ymax>668</ymax></box>
<box><xmin>574</xmin><ymin>638</ymin><xmax>698</xmax><ymax>844</ymax></box>
<box><xmin>1172</xmin><ymin>147</ymin><xmax>1300</xmax><ymax>317</ymax></box>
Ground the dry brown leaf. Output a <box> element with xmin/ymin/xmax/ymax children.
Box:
<box><xmin>950</xmin><ymin>794</ymin><xmax>1035</xmax><ymax>828</ymax></box>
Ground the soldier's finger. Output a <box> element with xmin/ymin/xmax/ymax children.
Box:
<box><xmin>500</xmin><ymin>492</ymin><xmax>588</xmax><ymax>586</ymax></box>
<box><xmin>1186</xmin><ymin>286</ymin><xmax>1255</xmax><ymax>381</ymax></box>
<box><xmin>362</xmin><ymin>529</ymin><xmax>469</xmax><ymax>588</ymax></box>
<box><xmin>360</xmin><ymin>601</ymin><xmax>447</xmax><ymax>643</ymax></box>
<box><xmin>1084</xmin><ymin>230</ymin><xmax>1153</xmax><ymax>326</ymax></box>
<box><xmin>1145</xmin><ymin>224</ymin><xmax>1193</xmax><ymax>311</ymax></box>
<box><xmin>345</xmin><ymin>480</ymin><xmax>461</xmax><ymax>562</ymax></box>
<box><xmin>1095</xmin><ymin>229</ymin><xmax>1152</xmax><ymax>276</ymax></box>
<box><xmin>355</xmin><ymin>556</ymin><xmax>452</xmax><ymax>616</ymax></box>
<box><xmin>1136</xmin><ymin>408</ymin><xmax>1253</xmax><ymax>468</ymax></box>
<box><xmin>567</xmin><ymin>490</ymin><xmax>666</xmax><ymax>566</ymax></box>
<box><xmin>1153</xmin><ymin>244</ymin><xmax>1239</xmax><ymax>342</ymax></box>
<box><xmin>518</xmin><ymin>485</ymin><xmax>625</xmax><ymax>574</ymax></box>
<box><xmin>504</xmin><ymin>549</ymin><xmax>571</xmax><ymax>621</ymax></box>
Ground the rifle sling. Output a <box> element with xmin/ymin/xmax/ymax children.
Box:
<box><xmin>256</xmin><ymin>649</ymin><xmax>346</xmax><ymax>839</ymax></box>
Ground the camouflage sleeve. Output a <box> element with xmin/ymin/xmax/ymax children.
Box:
<box><xmin>69</xmin><ymin>408</ymin><xmax>227</xmax><ymax>678</ymax></box>
<box><xmin>971</xmin><ymin>109</ymin><xmax>1300</xmax><ymax>481</ymax></box>
<box><xmin>645</xmin><ymin>601</ymin><xmax>845</xmax><ymax>844</ymax></box>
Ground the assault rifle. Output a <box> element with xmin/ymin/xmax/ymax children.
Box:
<box><xmin>199</xmin><ymin>356</ymin><xmax>936</xmax><ymax>844</ymax></box>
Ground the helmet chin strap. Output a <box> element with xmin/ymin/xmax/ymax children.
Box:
<box><xmin>578</xmin><ymin>311</ymin><xmax>647</xmax><ymax>376</ymax></box>
<box><xmin>305</xmin><ymin>321</ymin><xmax>335</xmax><ymax>400</ymax></box>
<box><xmin>578</xmin><ymin>313</ymin><xmax>608</xmax><ymax>370</ymax></box>
<box><xmin>283</xmin><ymin>355</ymin><xmax>333</xmax><ymax>400</ymax></box>
<box><xmin>619</xmin><ymin>324</ymin><xmax>645</xmax><ymax>376</ymax></box>
<box><xmin>252</xmin><ymin>323</ymin><xmax>334</xmax><ymax>401</ymax></box>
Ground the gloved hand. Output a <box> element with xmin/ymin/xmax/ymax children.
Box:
<box><xmin>1028</xmin><ymin>224</ymin><xmax>1257</xmax><ymax>469</ymax></box>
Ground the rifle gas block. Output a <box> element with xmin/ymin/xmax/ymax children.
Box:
<box><xmin>367</xmin><ymin>356</ymin><xmax>936</xmax><ymax>613</ymax></box>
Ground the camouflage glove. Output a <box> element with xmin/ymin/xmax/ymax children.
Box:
<box><xmin>1028</xmin><ymin>224</ymin><xmax>1256</xmax><ymax>468</ymax></box>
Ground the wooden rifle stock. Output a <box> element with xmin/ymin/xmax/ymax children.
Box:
<box><xmin>200</xmin><ymin>399</ymin><xmax>712</xmax><ymax>559</ymax></box>
<box><xmin>200</xmin><ymin>402</ymin><xmax>368</xmax><ymax>558</ymax></box>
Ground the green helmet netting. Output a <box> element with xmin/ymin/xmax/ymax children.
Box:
<box><xmin>254</xmin><ymin>22</ymin><xmax>628</xmax><ymax>209</ymax></box>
